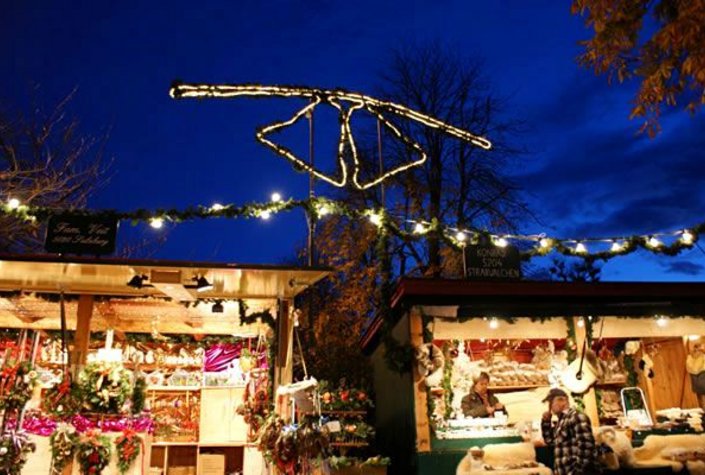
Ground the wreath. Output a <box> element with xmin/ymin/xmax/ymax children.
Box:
<box><xmin>43</xmin><ymin>377</ymin><xmax>82</xmax><ymax>419</ymax></box>
<box><xmin>0</xmin><ymin>362</ymin><xmax>38</xmax><ymax>413</ymax></box>
<box><xmin>76</xmin><ymin>430</ymin><xmax>111</xmax><ymax>475</ymax></box>
<box><xmin>50</xmin><ymin>423</ymin><xmax>79</xmax><ymax>474</ymax></box>
<box><xmin>115</xmin><ymin>429</ymin><xmax>141</xmax><ymax>474</ymax></box>
<box><xmin>0</xmin><ymin>429</ymin><xmax>36</xmax><ymax>475</ymax></box>
<box><xmin>79</xmin><ymin>363</ymin><xmax>132</xmax><ymax>414</ymax></box>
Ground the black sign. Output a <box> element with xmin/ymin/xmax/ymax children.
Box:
<box><xmin>466</xmin><ymin>244</ymin><xmax>522</xmax><ymax>280</ymax></box>
<box><xmin>45</xmin><ymin>216</ymin><xmax>118</xmax><ymax>255</ymax></box>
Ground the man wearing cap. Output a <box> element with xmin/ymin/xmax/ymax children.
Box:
<box><xmin>541</xmin><ymin>388</ymin><xmax>601</xmax><ymax>475</ymax></box>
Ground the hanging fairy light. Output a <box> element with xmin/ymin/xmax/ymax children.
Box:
<box><xmin>656</xmin><ymin>316</ymin><xmax>668</xmax><ymax>328</ymax></box>
<box><xmin>576</xmin><ymin>318</ymin><xmax>585</xmax><ymax>328</ymax></box>
<box><xmin>681</xmin><ymin>230</ymin><xmax>694</xmax><ymax>245</ymax></box>
<box><xmin>575</xmin><ymin>242</ymin><xmax>588</xmax><ymax>254</ymax></box>
<box><xmin>610</xmin><ymin>241</ymin><xmax>623</xmax><ymax>252</ymax></box>
<box><xmin>368</xmin><ymin>211</ymin><xmax>383</xmax><ymax>227</ymax></box>
<box><xmin>149</xmin><ymin>217</ymin><xmax>164</xmax><ymax>229</ymax></box>
<box><xmin>539</xmin><ymin>238</ymin><xmax>551</xmax><ymax>249</ymax></box>
<box><xmin>489</xmin><ymin>318</ymin><xmax>499</xmax><ymax>330</ymax></box>
<box><xmin>647</xmin><ymin>236</ymin><xmax>662</xmax><ymax>248</ymax></box>
<box><xmin>271</xmin><ymin>192</ymin><xmax>282</xmax><ymax>203</ymax></box>
<box><xmin>493</xmin><ymin>236</ymin><xmax>508</xmax><ymax>248</ymax></box>
<box><xmin>413</xmin><ymin>222</ymin><xmax>426</xmax><ymax>234</ymax></box>
<box><xmin>7</xmin><ymin>198</ymin><xmax>20</xmax><ymax>210</ymax></box>
<box><xmin>210</xmin><ymin>203</ymin><xmax>225</xmax><ymax>212</ymax></box>
<box><xmin>455</xmin><ymin>231</ymin><xmax>467</xmax><ymax>243</ymax></box>
<box><xmin>260</xmin><ymin>210</ymin><xmax>272</xmax><ymax>220</ymax></box>
<box><xmin>316</xmin><ymin>204</ymin><xmax>331</xmax><ymax>217</ymax></box>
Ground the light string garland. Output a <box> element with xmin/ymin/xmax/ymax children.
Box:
<box><xmin>169</xmin><ymin>82</ymin><xmax>492</xmax><ymax>190</ymax></box>
<box><xmin>2</xmin><ymin>195</ymin><xmax>702</xmax><ymax>263</ymax></box>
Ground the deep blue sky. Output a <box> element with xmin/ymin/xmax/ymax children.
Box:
<box><xmin>3</xmin><ymin>0</ymin><xmax>704</xmax><ymax>281</ymax></box>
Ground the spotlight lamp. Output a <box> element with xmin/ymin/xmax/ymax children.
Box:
<box><xmin>194</xmin><ymin>276</ymin><xmax>214</xmax><ymax>292</ymax></box>
<box><xmin>127</xmin><ymin>274</ymin><xmax>148</xmax><ymax>289</ymax></box>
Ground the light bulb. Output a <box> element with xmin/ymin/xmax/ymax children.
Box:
<box><xmin>369</xmin><ymin>212</ymin><xmax>382</xmax><ymax>226</ymax></box>
<box><xmin>575</xmin><ymin>242</ymin><xmax>587</xmax><ymax>254</ymax></box>
<box><xmin>539</xmin><ymin>238</ymin><xmax>550</xmax><ymax>249</ymax></box>
<box><xmin>149</xmin><ymin>218</ymin><xmax>164</xmax><ymax>229</ymax></box>
<box><xmin>494</xmin><ymin>237</ymin><xmax>508</xmax><ymax>248</ymax></box>
<box><xmin>455</xmin><ymin>231</ymin><xmax>467</xmax><ymax>243</ymax></box>
<box><xmin>489</xmin><ymin>318</ymin><xmax>499</xmax><ymax>330</ymax></box>
<box><xmin>260</xmin><ymin>210</ymin><xmax>272</xmax><ymax>220</ymax></box>
<box><xmin>317</xmin><ymin>204</ymin><xmax>330</xmax><ymax>217</ymax></box>
<box><xmin>271</xmin><ymin>192</ymin><xmax>282</xmax><ymax>203</ymax></box>
<box><xmin>682</xmin><ymin>230</ymin><xmax>694</xmax><ymax>245</ymax></box>
<box><xmin>611</xmin><ymin>241</ymin><xmax>623</xmax><ymax>252</ymax></box>
<box><xmin>647</xmin><ymin>236</ymin><xmax>662</xmax><ymax>248</ymax></box>
<box><xmin>656</xmin><ymin>316</ymin><xmax>668</xmax><ymax>327</ymax></box>
<box><xmin>577</xmin><ymin>318</ymin><xmax>585</xmax><ymax>328</ymax></box>
<box><xmin>414</xmin><ymin>223</ymin><xmax>426</xmax><ymax>234</ymax></box>
<box><xmin>211</xmin><ymin>203</ymin><xmax>225</xmax><ymax>212</ymax></box>
<box><xmin>7</xmin><ymin>198</ymin><xmax>20</xmax><ymax>209</ymax></box>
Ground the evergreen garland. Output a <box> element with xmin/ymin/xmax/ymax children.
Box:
<box><xmin>131</xmin><ymin>376</ymin><xmax>147</xmax><ymax>414</ymax></box>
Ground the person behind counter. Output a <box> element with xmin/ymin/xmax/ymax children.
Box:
<box><xmin>461</xmin><ymin>372</ymin><xmax>506</xmax><ymax>418</ymax></box>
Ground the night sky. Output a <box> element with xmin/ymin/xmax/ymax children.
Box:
<box><xmin>3</xmin><ymin>1</ymin><xmax>704</xmax><ymax>281</ymax></box>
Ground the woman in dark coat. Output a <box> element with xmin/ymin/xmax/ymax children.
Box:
<box><xmin>461</xmin><ymin>371</ymin><xmax>506</xmax><ymax>418</ymax></box>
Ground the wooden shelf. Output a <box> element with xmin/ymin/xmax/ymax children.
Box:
<box><xmin>330</xmin><ymin>442</ymin><xmax>369</xmax><ymax>447</ymax></box>
<box><xmin>489</xmin><ymin>384</ymin><xmax>548</xmax><ymax>391</ymax></box>
<box><xmin>152</xmin><ymin>441</ymin><xmax>199</xmax><ymax>446</ymax></box>
<box><xmin>595</xmin><ymin>380</ymin><xmax>627</xmax><ymax>388</ymax></box>
<box><xmin>148</xmin><ymin>385</ymin><xmax>201</xmax><ymax>391</ymax></box>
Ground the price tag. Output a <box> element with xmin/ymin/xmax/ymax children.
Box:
<box><xmin>326</xmin><ymin>420</ymin><xmax>341</xmax><ymax>433</ymax></box>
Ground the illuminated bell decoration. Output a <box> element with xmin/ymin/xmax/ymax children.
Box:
<box><xmin>169</xmin><ymin>82</ymin><xmax>493</xmax><ymax>190</ymax></box>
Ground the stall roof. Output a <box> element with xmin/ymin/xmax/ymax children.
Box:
<box><xmin>361</xmin><ymin>277</ymin><xmax>705</xmax><ymax>351</ymax></box>
<box><xmin>0</xmin><ymin>254</ymin><xmax>331</xmax><ymax>300</ymax></box>
<box><xmin>391</xmin><ymin>278</ymin><xmax>705</xmax><ymax>317</ymax></box>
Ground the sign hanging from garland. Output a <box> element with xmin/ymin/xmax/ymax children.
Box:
<box><xmin>44</xmin><ymin>215</ymin><xmax>118</xmax><ymax>255</ymax></box>
<box><xmin>466</xmin><ymin>243</ymin><xmax>522</xmax><ymax>280</ymax></box>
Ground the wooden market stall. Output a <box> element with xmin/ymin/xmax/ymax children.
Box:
<box><xmin>0</xmin><ymin>254</ymin><xmax>329</xmax><ymax>475</ymax></box>
<box><xmin>363</xmin><ymin>278</ymin><xmax>705</xmax><ymax>475</ymax></box>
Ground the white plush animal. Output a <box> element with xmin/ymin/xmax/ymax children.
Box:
<box><xmin>595</xmin><ymin>426</ymin><xmax>636</xmax><ymax>470</ymax></box>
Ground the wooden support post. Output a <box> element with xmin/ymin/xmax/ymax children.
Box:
<box><xmin>410</xmin><ymin>307</ymin><xmax>431</xmax><ymax>452</ymax></box>
<box><xmin>574</xmin><ymin>317</ymin><xmax>600</xmax><ymax>426</ymax></box>
<box><xmin>72</xmin><ymin>294</ymin><xmax>94</xmax><ymax>377</ymax></box>
<box><xmin>274</xmin><ymin>299</ymin><xmax>293</xmax><ymax>418</ymax></box>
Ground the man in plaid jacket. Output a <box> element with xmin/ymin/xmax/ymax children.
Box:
<box><xmin>541</xmin><ymin>388</ymin><xmax>601</xmax><ymax>475</ymax></box>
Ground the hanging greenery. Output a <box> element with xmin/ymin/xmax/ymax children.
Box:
<box><xmin>42</xmin><ymin>378</ymin><xmax>82</xmax><ymax>419</ymax></box>
<box><xmin>76</xmin><ymin>431</ymin><xmax>111</xmax><ymax>475</ymax></box>
<box><xmin>114</xmin><ymin>430</ymin><xmax>141</xmax><ymax>475</ymax></box>
<box><xmin>49</xmin><ymin>423</ymin><xmax>79</xmax><ymax>475</ymax></box>
<box><xmin>0</xmin><ymin>362</ymin><xmax>37</xmax><ymax>413</ymax></box>
<box><xmin>2</xmin><ymin>195</ymin><xmax>701</xmax><ymax>263</ymax></box>
<box><xmin>238</xmin><ymin>299</ymin><xmax>276</xmax><ymax>329</ymax></box>
<box><xmin>131</xmin><ymin>376</ymin><xmax>147</xmax><ymax>415</ymax></box>
<box><xmin>0</xmin><ymin>429</ymin><xmax>36</xmax><ymax>475</ymax></box>
<box><xmin>78</xmin><ymin>363</ymin><xmax>132</xmax><ymax>414</ymax></box>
